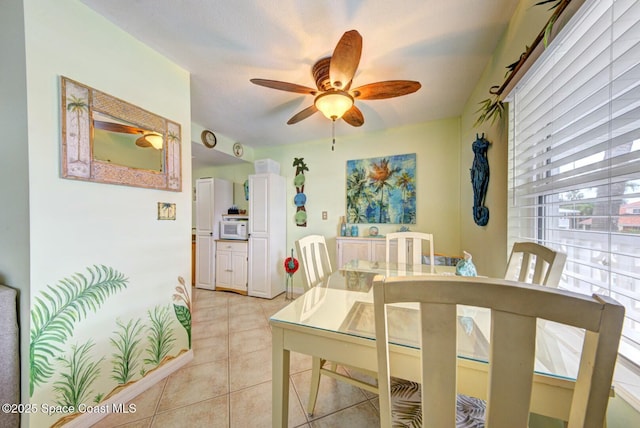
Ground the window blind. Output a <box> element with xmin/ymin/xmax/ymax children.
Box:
<box><xmin>507</xmin><ymin>0</ymin><xmax>640</xmax><ymax>364</ymax></box>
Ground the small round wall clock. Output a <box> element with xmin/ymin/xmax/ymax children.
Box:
<box><xmin>201</xmin><ymin>130</ymin><xmax>217</xmax><ymax>148</ymax></box>
<box><xmin>233</xmin><ymin>142</ymin><xmax>244</xmax><ymax>157</ymax></box>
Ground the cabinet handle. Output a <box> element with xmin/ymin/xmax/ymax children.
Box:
<box><xmin>225</xmin><ymin>269</ymin><xmax>233</xmax><ymax>272</ymax></box>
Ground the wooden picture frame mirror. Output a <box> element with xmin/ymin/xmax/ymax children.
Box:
<box><xmin>60</xmin><ymin>76</ymin><xmax>181</xmax><ymax>191</ymax></box>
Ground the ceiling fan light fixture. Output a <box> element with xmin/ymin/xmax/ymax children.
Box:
<box><xmin>314</xmin><ymin>90</ymin><xmax>353</xmax><ymax>120</ymax></box>
<box><xmin>143</xmin><ymin>133</ymin><xmax>164</xmax><ymax>150</ymax></box>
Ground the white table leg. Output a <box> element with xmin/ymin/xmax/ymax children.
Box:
<box><xmin>272</xmin><ymin>326</ymin><xmax>290</xmax><ymax>428</ymax></box>
<box><xmin>307</xmin><ymin>357</ymin><xmax>322</xmax><ymax>415</ymax></box>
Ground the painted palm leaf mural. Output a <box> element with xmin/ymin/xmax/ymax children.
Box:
<box><xmin>144</xmin><ymin>305</ymin><xmax>176</xmax><ymax>366</ymax></box>
<box><xmin>30</xmin><ymin>265</ymin><xmax>128</xmax><ymax>395</ymax></box>
<box><xmin>54</xmin><ymin>340</ymin><xmax>104</xmax><ymax>408</ymax></box>
<box><xmin>110</xmin><ymin>318</ymin><xmax>144</xmax><ymax>384</ymax></box>
<box><xmin>346</xmin><ymin>153</ymin><xmax>416</xmax><ymax>224</ymax></box>
<box><xmin>173</xmin><ymin>276</ymin><xmax>192</xmax><ymax>347</ymax></box>
<box><xmin>30</xmin><ymin>265</ymin><xmax>191</xmax><ymax>427</ymax></box>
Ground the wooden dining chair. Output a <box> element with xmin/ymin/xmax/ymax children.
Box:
<box><xmin>373</xmin><ymin>275</ymin><xmax>624</xmax><ymax>428</ymax></box>
<box><xmin>504</xmin><ymin>241</ymin><xmax>567</xmax><ymax>287</ymax></box>
<box><xmin>295</xmin><ymin>234</ymin><xmax>377</xmax><ymax>415</ymax></box>
<box><xmin>385</xmin><ymin>231</ymin><xmax>435</xmax><ymax>272</ymax></box>
<box><xmin>295</xmin><ymin>234</ymin><xmax>333</xmax><ymax>291</ymax></box>
<box><xmin>504</xmin><ymin>242</ymin><xmax>569</xmax><ymax>378</ymax></box>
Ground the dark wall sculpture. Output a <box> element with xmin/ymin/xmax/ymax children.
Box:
<box><xmin>471</xmin><ymin>133</ymin><xmax>491</xmax><ymax>226</ymax></box>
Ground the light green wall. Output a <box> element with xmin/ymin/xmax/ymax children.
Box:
<box><xmin>18</xmin><ymin>0</ymin><xmax>192</xmax><ymax>426</ymax></box>
<box><xmin>0</xmin><ymin>0</ymin><xmax>31</xmax><ymax>412</ymax></box>
<box><xmin>457</xmin><ymin>0</ymin><xmax>552</xmax><ymax>278</ymax></box>
<box><xmin>458</xmin><ymin>0</ymin><xmax>640</xmax><ymax>426</ymax></box>
<box><xmin>194</xmin><ymin>162</ymin><xmax>254</xmax><ymax>186</ymax></box>
<box><xmin>191</xmin><ymin>122</ymin><xmax>256</xmax><ymax>163</ymax></box>
<box><xmin>254</xmin><ymin>118</ymin><xmax>462</xmax><ymax>270</ymax></box>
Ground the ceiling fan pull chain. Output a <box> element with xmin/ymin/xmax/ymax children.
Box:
<box><xmin>332</xmin><ymin>119</ymin><xmax>336</xmax><ymax>151</ymax></box>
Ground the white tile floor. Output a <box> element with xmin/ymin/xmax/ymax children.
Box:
<box><xmin>92</xmin><ymin>287</ymin><xmax>380</xmax><ymax>427</ymax></box>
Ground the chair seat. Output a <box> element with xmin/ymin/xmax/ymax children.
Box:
<box><xmin>390</xmin><ymin>378</ymin><xmax>486</xmax><ymax>428</ymax></box>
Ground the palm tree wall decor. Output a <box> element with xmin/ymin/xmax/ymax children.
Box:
<box><xmin>29</xmin><ymin>265</ymin><xmax>128</xmax><ymax>396</ymax></box>
<box><xmin>172</xmin><ymin>276</ymin><xmax>192</xmax><ymax>347</ymax></box>
<box><xmin>29</xmin><ymin>265</ymin><xmax>191</xmax><ymax>427</ymax></box>
<box><xmin>292</xmin><ymin>158</ymin><xmax>309</xmax><ymax>227</ymax></box>
<box><xmin>110</xmin><ymin>318</ymin><xmax>145</xmax><ymax>384</ymax></box>
<box><xmin>346</xmin><ymin>154</ymin><xmax>416</xmax><ymax>224</ymax></box>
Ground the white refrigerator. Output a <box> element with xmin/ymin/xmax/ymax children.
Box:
<box><xmin>248</xmin><ymin>173</ymin><xmax>286</xmax><ymax>298</ymax></box>
<box><xmin>195</xmin><ymin>177</ymin><xmax>233</xmax><ymax>289</ymax></box>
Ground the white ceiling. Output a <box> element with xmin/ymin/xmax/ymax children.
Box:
<box><xmin>80</xmin><ymin>0</ymin><xmax>518</xmax><ymax>150</ymax></box>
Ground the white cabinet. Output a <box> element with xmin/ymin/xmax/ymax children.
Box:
<box><xmin>336</xmin><ymin>237</ymin><xmax>398</xmax><ymax>268</ymax></box>
<box><xmin>195</xmin><ymin>178</ymin><xmax>232</xmax><ymax>290</ymax></box>
<box><xmin>248</xmin><ymin>173</ymin><xmax>286</xmax><ymax>299</ymax></box>
<box><xmin>195</xmin><ymin>234</ymin><xmax>214</xmax><ymax>287</ymax></box>
<box><xmin>215</xmin><ymin>240</ymin><xmax>248</xmax><ymax>295</ymax></box>
<box><xmin>372</xmin><ymin>239</ymin><xmax>392</xmax><ymax>263</ymax></box>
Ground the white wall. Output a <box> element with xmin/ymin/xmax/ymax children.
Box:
<box><xmin>19</xmin><ymin>0</ymin><xmax>192</xmax><ymax>426</ymax></box>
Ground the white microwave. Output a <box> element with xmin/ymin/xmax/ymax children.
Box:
<box><xmin>220</xmin><ymin>220</ymin><xmax>248</xmax><ymax>240</ymax></box>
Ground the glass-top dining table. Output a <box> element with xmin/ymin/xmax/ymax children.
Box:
<box><xmin>270</xmin><ymin>260</ymin><xmax>589</xmax><ymax>427</ymax></box>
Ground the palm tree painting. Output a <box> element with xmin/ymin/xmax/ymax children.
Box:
<box><xmin>346</xmin><ymin>153</ymin><xmax>416</xmax><ymax>224</ymax></box>
<box><xmin>66</xmin><ymin>95</ymin><xmax>88</xmax><ymax>162</ymax></box>
<box><xmin>62</xmin><ymin>78</ymin><xmax>91</xmax><ymax>178</ymax></box>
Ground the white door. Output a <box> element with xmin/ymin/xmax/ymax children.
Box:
<box><xmin>196</xmin><ymin>235</ymin><xmax>214</xmax><ymax>289</ymax></box>
<box><xmin>215</xmin><ymin>249</ymin><xmax>232</xmax><ymax>289</ymax></box>
<box><xmin>231</xmin><ymin>250</ymin><xmax>248</xmax><ymax>292</ymax></box>
<box><xmin>195</xmin><ymin>178</ymin><xmax>233</xmax><ymax>290</ymax></box>
<box><xmin>249</xmin><ymin>175</ymin><xmax>269</xmax><ymax>235</ymax></box>
<box><xmin>248</xmin><ymin>235</ymin><xmax>269</xmax><ymax>298</ymax></box>
<box><xmin>196</xmin><ymin>178</ymin><xmax>214</xmax><ymax>233</ymax></box>
<box><xmin>196</xmin><ymin>178</ymin><xmax>214</xmax><ymax>289</ymax></box>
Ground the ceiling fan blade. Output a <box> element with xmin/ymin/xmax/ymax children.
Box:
<box><xmin>287</xmin><ymin>105</ymin><xmax>318</xmax><ymax>125</ymax></box>
<box><xmin>94</xmin><ymin>120</ymin><xmax>146</xmax><ymax>134</ymax></box>
<box><xmin>342</xmin><ymin>105</ymin><xmax>364</xmax><ymax>127</ymax></box>
<box><xmin>330</xmin><ymin>30</ymin><xmax>362</xmax><ymax>90</ymax></box>
<box><xmin>351</xmin><ymin>80</ymin><xmax>421</xmax><ymax>100</ymax></box>
<box><xmin>135</xmin><ymin>136</ymin><xmax>152</xmax><ymax>148</ymax></box>
<box><xmin>250</xmin><ymin>78</ymin><xmax>317</xmax><ymax>95</ymax></box>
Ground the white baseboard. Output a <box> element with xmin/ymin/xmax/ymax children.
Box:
<box><xmin>62</xmin><ymin>349</ymin><xmax>193</xmax><ymax>427</ymax></box>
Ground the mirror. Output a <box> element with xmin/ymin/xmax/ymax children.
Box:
<box><xmin>60</xmin><ymin>76</ymin><xmax>181</xmax><ymax>191</ymax></box>
<box><xmin>93</xmin><ymin>112</ymin><xmax>164</xmax><ymax>172</ymax></box>
<box><xmin>233</xmin><ymin>181</ymin><xmax>249</xmax><ymax>212</ymax></box>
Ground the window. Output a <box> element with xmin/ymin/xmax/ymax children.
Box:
<box><xmin>507</xmin><ymin>0</ymin><xmax>640</xmax><ymax>367</ymax></box>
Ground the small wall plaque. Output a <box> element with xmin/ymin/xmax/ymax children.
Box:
<box><xmin>158</xmin><ymin>202</ymin><xmax>176</xmax><ymax>220</ymax></box>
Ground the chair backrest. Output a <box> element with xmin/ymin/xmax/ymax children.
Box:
<box><xmin>505</xmin><ymin>242</ymin><xmax>567</xmax><ymax>287</ymax></box>
<box><xmin>385</xmin><ymin>232</ymin><xmax>434</xmax><ymax>271</ymax></box>
<box><xmin>295</xmin><ymin>235</ymin><xmax>333</xmax><ymax>291</ymax></box>
<box><xmin>373</xmin><ymin>276</ymin><xmax>624</xmax><ymax>428</ymax></box>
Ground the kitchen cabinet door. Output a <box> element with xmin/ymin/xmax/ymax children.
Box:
<box><xmin>215</xmin><ymin>241</ymin><xmax>248</xmax><ymax>295</ymax></box>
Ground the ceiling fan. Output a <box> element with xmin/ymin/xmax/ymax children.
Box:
<box><xmin>94</xmin><ymin>119</ymin><xmax>163</xmax><ymax>150</ymax></box>
<box><xmin>250</xmin><ymin>30</ymin><xmax>421</xmax><ymax>128</ymax></box>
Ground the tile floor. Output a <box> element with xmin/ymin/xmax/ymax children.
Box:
<box><xmin>93</xmin><ymin>287</ymin><xmax>380</xmax><ymax>427</ymax></box>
